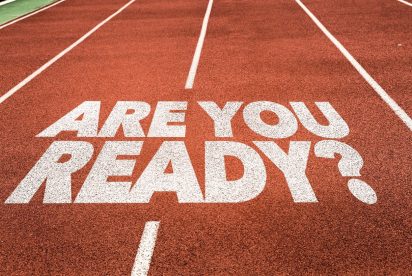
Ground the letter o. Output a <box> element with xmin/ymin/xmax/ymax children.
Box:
<box><xmin>243</xmin><ymin>101</ymin><xmax>298</xmax><ymax>138</ymax></box>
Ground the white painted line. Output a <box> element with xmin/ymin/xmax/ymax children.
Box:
<box><xmin>398</xmin><ymin>0</ymin><xmax>412</xmax><ymax>7</ymax></box>
<box><xmin>0</xmin><ymin>0</ymin><xmax>135</xmax><ymax>105</ymax></box>
<box><xmin>131</xmin><ymin>221</ymin><xmax>160</xmax><ymax>276</ymax></box>
<box><xmin>0</xmin><ymin>0</ymin><xmax>16</xmax><ymax>7</ymax></box>
<box><xmin>185</xmin><ymin>0</ymin><xmax>214</xmax><ymax>89</ymax></box>
<box><xmin>0</xmin><ymin>0</ymin><xmax>65</xmax><ymax>30</ymax></box>
<box><xmin>295</xmin><ymin>0</ymin><xmax>412</xmax><ymax>131</ymax></box>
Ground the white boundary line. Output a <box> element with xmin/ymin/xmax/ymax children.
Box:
<box><xmin>295</xmin><ymin>0</ymin><xmax>412</xmax><ymax>131</ymax></box>
<box><xmin>0</xmin><ymin>0</ymin><xmax>135</xmax><ymax>105</ymax></box>
<box><xmin>185</xmin><ymin>0</ymin><xmax>214</xmax><ymax>89</ymax></box>
<box><xmin>0</xmin><ymin>0</ymin><xmax>65</xmax><ymax>30</ymax></box>
<box><xmin>398</xmin><ymin>0</ymin><xmax>412</xmax><ymax>7</ymax></box>
<box><xmin>131</xmin><ymin>221</ymin><xmax>160</xmax><ymax>276</ymax></box>
<box><xmin>0</xmin><ymin>0</ymin><xmax>16</xmax><ymax>7</ymax></box>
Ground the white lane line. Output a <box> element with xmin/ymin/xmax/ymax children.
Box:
<box><xmin>0</xmin><ymin>0</ymin><xmax>135</xmax><ymax>105</ymax></box>
<box><xmin>0</xmin><ymin>0</ymin><xmax>65</xmax><ymax>30</ymax></box>
<box><xmin>0</xmin><ymin>0</ymin><xmax>16</xmax><ymax>7</ymax></box>
<box><xmin>131</xmin><ymin>221</ymin><xmax>160</xmax><ymax>276</ymax></box>
<box><xmin>185</xmin><ymin>0</ymin><xmax>214</xmax><ymax>89</ymax></box>
<box><xmin>398</xmin><ymin>0</ymin><xmax>412</xmax><ymax>7</ymax></box>
<box><xmin>295</xmin><ymin>0</ymin><xmax>412</xmax><ymax>131</ymax></box>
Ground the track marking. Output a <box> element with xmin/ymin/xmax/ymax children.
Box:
<box><xmin>295</xmin><ymin>0</ymin><xmax>412</xmax><ymax>131</ymax></box>
<box><xmin>0</xmin><ymin>0</ymin><xmax>135</xmax><ymax>105</ymax></box>
<box><xmin>398</xmin><ymin>0</ymin><xmax>412</xmax><ymax>7</ymax></box>
<box><xmin>131</xmin><ymin>221</ymin><xmax>160</xmax><ymax>276</ymax></box>
<box><xmin>0</xmin><ymin>0</ymin><xmax>16</xmax><ymax>7</ymax></box>
<box><xmin>185</xmin><ymin>0</ymin><xmax>214</xmax><ymax>89</ymax></box>
<box><xmin>0</xmin><ymin>0</ymin><xmax>65</xmax><ymax>30</ymax></box>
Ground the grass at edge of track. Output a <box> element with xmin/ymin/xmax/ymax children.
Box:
<box><xmin>0</xmin><ymin>0</ymin><xmax>58</xmax><ymax>25</ymax></box>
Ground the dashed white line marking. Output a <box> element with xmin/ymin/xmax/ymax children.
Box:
<box><xmin>295</xmin><ymin>0</ymin><xmax>412</xmax><ymax>131</ymax></box>
<box><xmin>185</xmin><ymin>0</ymin><xmax>214</xmax><ymax>90</ymax></box>
<box><xmin>0</xmin><ymin>0</ymin><xmax>16</xmax><ymax>7</ymax></box>
<box><xmin>0</xmin><ymin>0</ymin><xmax>65</xmax><ymax>30</ymax></box>
<box><xmin>0</xmin><ymin>0</ymin><xmax>135</xmax><ymax>105</ymax></box>
<box><xmin>398</xmin><ymin>0</ymin><xmax>412</xmax><ymax>7</ymax></box>
<box><xmin>131</xmin><ymin>221</ymin><xmax>160</xmax><ymax>276</ymax></box>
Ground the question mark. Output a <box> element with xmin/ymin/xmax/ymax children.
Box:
<box><xmin>314</xmin><ymin>140</ymin><xmax>377</xmax><ymax>205</ymax></box>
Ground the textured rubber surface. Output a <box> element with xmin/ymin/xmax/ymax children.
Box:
<box><xmin>0</xmin><ymin>0</ymin><xmax>411</xmax><ymax>274</ymax></box>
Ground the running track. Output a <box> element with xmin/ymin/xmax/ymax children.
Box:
<box><xmin>0</xmin><ymin>0</ymin><xmax>411</xmax><ymax>274</ymax></box>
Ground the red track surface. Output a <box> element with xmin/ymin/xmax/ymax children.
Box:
<box><xmin>0</xmin><ymin>0</ymin><xmax>411</xmax><ymax>274</ymax></box>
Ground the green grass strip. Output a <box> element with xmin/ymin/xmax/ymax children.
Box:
<box><xmin>0</xmin><ymin>0</ymin><xmax>59</xmax><ymax>26</ymax></box>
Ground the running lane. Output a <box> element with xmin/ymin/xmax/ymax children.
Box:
<box><xmin>0</xmin><ymin>0</ymin><xmax>130</xmax><ymax>96</ymax></box>
<box><xmin>298</xmin><ymin>0</ymin><xmax>412</xmax><ymax>114</ymax></box>
<box><xmin>0</xmin><ymin>0</ymin><xmax>207</xmax><ymax>274</ymax></box>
